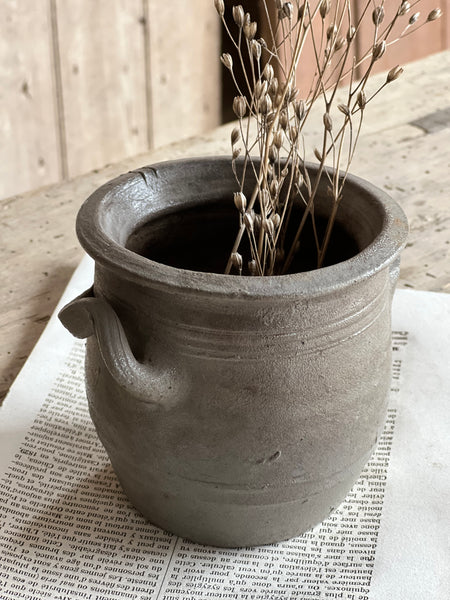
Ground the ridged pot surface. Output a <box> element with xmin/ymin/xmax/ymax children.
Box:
<box><xmin>59</xmin><ymin>157</ymin><xmax>408</xmax><ymax>547</ymax></box>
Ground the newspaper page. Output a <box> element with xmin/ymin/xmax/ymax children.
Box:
<box><xmin>1</xmin><ymin>256</ymin><xmax>449</xmax><ymax>600</ymax></box>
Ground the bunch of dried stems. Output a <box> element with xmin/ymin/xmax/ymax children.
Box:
<box><xmin>214</xmin><ymin>0</ymin><xmax>442</xmax><ymax>275</ymax></box>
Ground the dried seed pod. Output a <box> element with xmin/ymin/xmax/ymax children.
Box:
<box><xmin>357</xmin><ymin>90</ymin><xmax>367</xmax><ymax>110</ymax></box>
<box><xmin>254</xmin><ymin>213</ymin><xmax>262</xmax><ymax>232</ymax></box>
<box><xmin>338</xmin><ymin>103</ymin><xmax>350</xmax><ymax>117</ymax></box>
<box><xmin>255</xmin><ymin>79</ymin><xmax>268</xmax><ymax>100</ymax></box>
<box><xmin>232</xmin><ymin>147</ymin><xmax>241</xmax><ymax>160</ymax></box>
<box><xmin>233</xmin><ymin>95</ymin><xmax>247</xmax><ymax>118</ymax></box>
<box><xmin>243</xmin><ymin>211</ymin><xmax>254</xmax><ymax>232</ymax></box>
<box><xmin>220</xmin><ymin>53</ymin><xmax>233</xmax><ymax>70</ymax></box>
<box><xmin>279</xmin><ymin>2</ymin><xmax>293</xmax><ymax>20</ymax></box>
<box><xmin>266</xmin><ymin>112</ymin><xmax>276</xmax><ymax>128</ymax></box>
<box><xmin>293</xmin><ymin>99</ymin><xmax>305</xmax><ymax>121</ymax></box>
<box><xmin>298</xmin><ymin>3</ymin><xmax>305</xmax><ymax>19</ymax></box>
<box><xmin>214</xmin><ymin>0</ymin><xmax>225</xmax><ymax>17</ymax></box>
<box><xmin>271</xmin><ymin>213</ymin><xmax>281</xmax><ymax>230</ymax></box>
<box><xmin>314</xmin><ymin>148</ymin><xmax>323</xmax><ymax>162</ymax></box>
<box><xmin>281</xmin><ymin>166</ymin><xmax>289</xmax><ymax>178</ymax></box>
<box><xmin>427</xmin><ymin>8</ymin><xmax>442</xmax><ymax>21</ymax></box>
<box><xmin>335</xmin><ymin>36</ymin><xmax>346</xmax><ymax>51</ymax></box>
<box><xmin>294</xmin><ymin>166</ymin><xmax>304</xmax><ymax>187</ymax></box>
<box><xmin>268</xmin><ymin>77</ymin><xmax>279</xmax><ymax>98</ymax></box>
<box><xmin>320</xmin><ymin>0</ymin><xmax>330</xmax><ymax>19</ymax></box>
<box><xmin>232</xmin><ymin>5</ymin><xmax>245</xmax><ymax>27</ymax></box>
<box><xmin>282</xmin><ymin>83</ymin><xmax>292</xmax><ymax>103</ymax></box>
<box><xmin>327</xmin><ymin>24</ymin><xmax>337</xmax><ymax>40</ymax></box>
<box><xmin>347</xmin><ymin>25</ymin><xmax>356</xmax><ymax>42</ymax></box>
<box><xmin>289</xmin><ymin>125</ymin><xmax>299</xmax><ymax>142</ymax></box>
<box><xmin>231</xmin><ymin>127</ymin><xmax>240</xmax><ymax>146</ymax></box>
<box><xmin>386</xmin><ymin>65</ymin><xmax>404</xmax><ymax>83</ymax></box>
<box><xmin>263</xmin><ymin>63</ymin><xmax>274</xmax><ymax>81</ymax></box>
<box><xmin>259</xmin><ymin>94</ymin><xmax>272</xmax><ymax>115</ymax></box>
<box><xmin>288</xmin><ymin>87</ymin><xmax>298</xmax><ymax>102</ymax></box>
<box><xmin>372</xmin><ymin>40</ymin><xmax>386</xmax><ymax>61</ymax></box>
<box><xmin>262</xmin><ymin>218</ymin><xmax>275</xmax><ymax>238</ymax></box>
<box><xmin>409</xmin><ymin>12</ymin><xmax>420</xmax><ymax>25</ymax></box>
<box><xmin>231</xmin><ymin>252</ymin><xmax>243</xmax><ymax>271</ymax></box>
<box><xmin>323</xmin><ymin>112</ymin><xmax>333</xmax><ymax>131</ymax></box>
<box><xmin>248</xmin><ymin>260</ymin><xmax>257</xmax><ymax>275</ymax></box>
<box><xmin>285</xmin><ymin>2</ymin><xmax>294</xmax><ymax>18</ymax></box>
<box><xmin>273</xmin><ymin>130</ymin><xmax>283</xmax><ymax>149</ymax></box>
<box><xmin>270</xmin><ymin>179</ymin><xmax>279</xmax><ymax>198</ymax></box>
<box><xmin>244</xmin><ymin>20</ymin><xmax>257</xmax><ymax>40</ymax></box>
<box><xmin>283</xmin><ymin>86</ymin><xmax>292</xmax><ymax>101</ymax></box>
<box><xmin>250</xmin><ymin>39</ymin><xmax>261</xmax><ymax>60</ymax></box>
<box><xmin>268</xmin><ymin>145</ymin><xmax>277</xmax><ymax>164</ymax></box>
<box><xmin>279</xmin><ymin>110</ymin><xmax>288</xmax><ymax>129</ymax></box>
<box><xmin>372</xmin><ymin>6</ymin><xmax>385</xmax><ymax>26</ymax></box>
<box><xmin>260</xmin><ymin>189</ymin><xmax>270</xmax><ymax>209</ymax></box>
<box><xmin>398</xmin><ymin>1</ymin><xmax>411</xmax><ymax>16</ymax></box>
<box><xmin>319</xmin><ymin>0</ymin><xmax>331</xmax><ymax>19</ymax></box>
<box><xmin>233</xmin><ymin>191</ymin><xmax>247</xmax><ymax>213</ymax></box>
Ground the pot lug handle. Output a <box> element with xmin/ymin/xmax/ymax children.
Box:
<box><xmin>58</xmin><ymin>287</ymin><xmax>180</xmax><ymax>407</ymax></box>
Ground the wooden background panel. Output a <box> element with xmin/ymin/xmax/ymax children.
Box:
<box><xmin>147</xmin><ymin>0</ymin><xmax>221</xmax><ymax>148</ymax></box>
<box><xmin>0</xmin><ymin>0</ymin><xmax>60</xmax><ymax>199</ymax></box>
<box><xmin>0</xmin><ymin>0</ymin><xmax>221</xmax><ymax>200</ymax></box>
<box><xmin>56</xmin><ymin>0</ymin><xmax>149</xmax><ymax>179</ymax></box>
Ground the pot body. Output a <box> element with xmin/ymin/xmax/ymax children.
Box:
<box><xmin>59</xmin><ymin>157</ymin><xmax>408</xmax><ymax>547</ymax></box>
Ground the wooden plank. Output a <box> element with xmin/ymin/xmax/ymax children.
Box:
<box><xmin>55</xmin><ymin>0</ymin><xmax>149</xmax><ymax>179</ymax></box>
<box><xmin>146</xmin><ymin>0</ymin><xmax>221</xmax><ymax>148</ymax></box>
<box><xmin>442</xmin><ymin>0</ymin><xmax>450</xmax><ymax>47</ymax></box>
<box><xmin>0</xmin><ymin>0</ymin><xmax>60</xmax><ymax>199</ymax></box>
<box><xmin>351</xmin><ymin>126</ymin><xmax>450</xmax><ymax>293</ymax></box>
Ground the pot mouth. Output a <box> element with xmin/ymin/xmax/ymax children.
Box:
<box><xmin>76</xmin><ymin>156</ymin><xmax>409</xmax><ymax>298</ymax></box>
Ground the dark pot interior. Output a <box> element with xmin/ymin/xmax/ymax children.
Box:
<box><xmin>125</xmin><ymin>199</ymin><xmax>360</xmax><ymax>276</ymax></box>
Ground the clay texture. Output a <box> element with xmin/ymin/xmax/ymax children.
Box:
<box><xmin>59</xmin><ymin>157</ymin><xmax>408</xmax><ymax>546</ymax></box>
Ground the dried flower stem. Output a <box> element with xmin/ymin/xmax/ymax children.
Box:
<box><xmin>216</xmin><ymin>0</ymin><xmax>442</xmax><ymax>275</ymax></box>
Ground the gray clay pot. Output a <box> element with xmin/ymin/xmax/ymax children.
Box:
<box><xmin>59</xmin><ymin>157</ymin><xmax>408</xmax><ymax>547</ymax></box>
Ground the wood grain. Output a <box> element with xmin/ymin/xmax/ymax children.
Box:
<box><xmin>55</xmin><ymin>0</ymin><xmax>149</xmax><ymax>179</ymax></box>
<box><xmin>1</xmin><ymin>51</ymin><xmax>449</xmax><ymax>403</ymax></box>
<box><xmin>0</xmin><ymin>0</ymin><xmax>221</xmax><ymax>198</ymax></box>
<box><xmin>146</xmin><ymin>0</ymin><xmax>221</xmax><ymax>147</ymax></box>
<box><xmin>0</xmin><ymin>0</ymin><xmax>60</xmax><ymax>198</ymax></box>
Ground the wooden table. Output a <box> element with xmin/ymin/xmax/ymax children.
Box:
<box><xmin>1</xmin><ymin>51</ymin><xmax>449</xmax><ymax>403</ymax></box>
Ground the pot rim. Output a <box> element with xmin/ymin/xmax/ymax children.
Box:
<box><xmin>76</xmin><ymin>156</ymin><xmax>409</xmax><ymax>299</ymax></box>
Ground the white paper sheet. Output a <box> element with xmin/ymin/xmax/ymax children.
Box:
<box><xmin>1</xmin><ymin>256</ymin><xmax>449</xmax><ymax>600</ymax></box>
